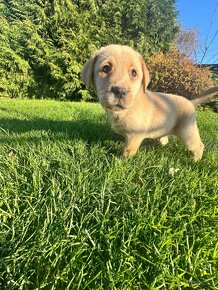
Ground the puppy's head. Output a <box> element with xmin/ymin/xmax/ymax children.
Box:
<box><xmin>81</xmin><ymin>45</ymin><xmax>149</xmax><ymax>111</ymax></box>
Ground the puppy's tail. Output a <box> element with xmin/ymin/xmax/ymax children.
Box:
<box><xmin>191</xmin><ymin>86</ymin><xmax>218</xmax><ymax>106</ymax></box>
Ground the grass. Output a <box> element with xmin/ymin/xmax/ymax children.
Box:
<box><xmin>0</xmin><ymin>98</ymin><xmax>218</xmax><ymax>289</ymax></box>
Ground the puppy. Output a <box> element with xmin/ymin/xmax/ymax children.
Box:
<box><xmin>81</xmin><ymin>44</ymin><xmax>218</xmax><ymax>161</ymax></box>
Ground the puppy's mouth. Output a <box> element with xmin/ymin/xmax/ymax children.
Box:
<box><xmin>100</xmin><ymin>87</ymin><xmax>132</xmax><ymax>111</ymax></box>
<box><xmin>112</xmin><ymin>105</ymin><xmax>127</xmax><ymax>112</ymax></box>
<box><xmin>115</xmin><ymin>103</ymin><xmax>126</xmax><ymax>109</ymax></box>
<box><xmin>104</xmin><ymin>99</ymin><xmax>129</xmax><ymax>111</ymax></box>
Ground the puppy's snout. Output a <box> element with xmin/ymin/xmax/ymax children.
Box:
<box><xmin>111</xmin><ymin>86</ymin><xmax>127</xmax><ymax>99</ymax></box>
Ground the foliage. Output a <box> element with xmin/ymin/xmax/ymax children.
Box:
<box><xmin>0</xmin><ymin>15</ymin><xmax>34</xmax><ymax>98</ymax></box>
<box><xmin>0</xmin><ymin>0</ymin><xmax>98</xmax><ymax>100</ymax></box>
<box><xmin>176</xmin><ymin>25</ymin><xmax>199</xmax><ymax>59</ymax></box>
<box><xmin>203</xmin><ymin>72</ymin><xmax>218</xmax><ymax>112</ymax></box>
<box><xmin>147</xmin><ymin>51</ymin><xmax>214</xmax><ymax>99</ymax></box>
<box><xmin>0</xmin><ymin>99</ymin><xmax>218</xmax><ymax>288</ymax></box>
<box><xmin>0</xmin><ymin>0</ymin><xmax>178</xmax><ymax>100</ymax></box>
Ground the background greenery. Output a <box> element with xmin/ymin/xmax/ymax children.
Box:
<box><xmin>0</xmin><ymin>0</ymin><xmax>178</xmax><ymax>100</ymax></box>
<box><xmin>0</xmin><ymin>99</ymin><xmax>218</xmax><ymax>289</ymax></box>
<box><xmin>1</xmin><ymin>2</ymin><xmax>217</xmax><ymax>289</ymax></box>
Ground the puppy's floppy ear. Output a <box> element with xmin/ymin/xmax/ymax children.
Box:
<box><xmin>81</xmin><ymin>53</ymin><xmax>98</xmax><ymax>89</ymax></box>
<box><xmin>141</xmin><ymin>58</ymin><xmax>150</xmax><ymax>92</ymax></box>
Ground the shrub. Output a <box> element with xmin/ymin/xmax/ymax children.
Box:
<box><xmin>147</xmin><ymin>52</ymin><xmax>214</xmax><ymax>99</ymax></box>
<box><xmin>205</xmin><ymin>72</ymin><xmax>218</xmax><ymax>112</ymax></box>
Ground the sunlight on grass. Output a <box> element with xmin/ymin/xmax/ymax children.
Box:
<box><xmin>0</xmin><ymin>99</ymin><xmax>218</xmax><ymax>289</ymax></box>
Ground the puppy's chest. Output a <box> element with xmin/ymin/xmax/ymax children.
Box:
<box><xmin>108</xmin><ymin>111</ymin><xmax>150</xmax><ymax>136</ymax></box>
<box><xmin>107</xmin><ymin>109</ymin><xmax>174</xmax><ymax>139</ymax></box>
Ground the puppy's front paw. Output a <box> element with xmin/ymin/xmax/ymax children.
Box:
<box><xmin>122</xmin><ymin>134</ymin><xmax>145</xmax><ymax>157</ymax></box>
<box><xmin>122</xmin><ymin>147</ymin><xmax>138</xmax><ymax>157</ymax></box>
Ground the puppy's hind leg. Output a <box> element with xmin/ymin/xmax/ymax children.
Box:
<box><xmin>188</xmin><ymin>140</ymin><xmax>204</xmax><ymax>162</ymax></box>
<box><xmin>177</xmin><ymin>123</ymin><xmax>204</xmax><ymax>161</ymax></box>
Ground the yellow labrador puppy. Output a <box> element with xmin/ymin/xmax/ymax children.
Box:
<box><xmin>81</xmin><ymin>44</ymin><xmax>218</xmax><ymax>161</ymax></box>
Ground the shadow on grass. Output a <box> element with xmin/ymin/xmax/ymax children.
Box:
<box><xmin>0</xmin><ymin>106</ymin><xmax>171</xmax><ymax>156</ymax></box>
<box><xmin>0</xmin><ymin>105</ymin><xmax>118</xmax><ymax>145</ymax></box>
<box><xmin>0</xmin><ymin>116</ymin><xmax>116</xmax><ymax>141</ymax></box>
<box><xmin>0</xmin><ymin>119</ymin><xmax>161</xmax><ymax>162</ymax></box>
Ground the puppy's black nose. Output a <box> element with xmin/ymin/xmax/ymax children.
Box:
<box><xmin>111</xmin><ymin>86</ymin><xmax>127</xmax><ymax>98</ymax></box>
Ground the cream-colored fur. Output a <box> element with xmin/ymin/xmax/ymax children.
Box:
<box><xmin>81</xmin><ymin>44</ymin><xmax>218</xmax><ymax>161</ymax></box>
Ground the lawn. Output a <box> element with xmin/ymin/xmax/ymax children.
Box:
<box><xmin>0</xmin><ymin>98</ymin><xmax>218</xmax><ymax>289</ymax></box>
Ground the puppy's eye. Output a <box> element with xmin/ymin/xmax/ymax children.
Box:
<box><xmin>130</xmin><ymin>69</ymin><xmax>137</xmax><ymax>78</ymax></box>
<box><xmin>102</xmin><ymin>65</ymin><xmax>111</xmax><ymax>74</ymax></box>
